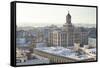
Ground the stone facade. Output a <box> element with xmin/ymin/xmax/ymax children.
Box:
<box><xmin>48</xmin><ymin>12</ymin><xmax>88</xmax><ymax>48</ymax></box>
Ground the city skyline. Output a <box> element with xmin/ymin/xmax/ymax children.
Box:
<box><xmin>16</xmin><ymin>3</ymin><xmax>97</xmax><ymax>65</ymax></box>
<box><xmin>16</xmin><ymin>3</ymin><xmax>96</xmax><ymax>27</ymax></box>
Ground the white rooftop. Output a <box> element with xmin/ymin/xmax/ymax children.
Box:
<box><xmin>35</xmin><ymin>46</ymin><xmax>94</xmax><ymax>60</ymax></box>
<box><xmin>88</xmin><ymin>48</ymin><xmax>96</xmax><ymax>52</ymax></box>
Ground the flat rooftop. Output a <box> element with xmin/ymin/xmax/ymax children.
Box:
<box><xmin>35</xmin><ymin>46</ymin><xmax>95</xmax><ymax>60</ymax></box>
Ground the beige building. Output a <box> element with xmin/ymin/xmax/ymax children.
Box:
<box><xmin>48</xmin><ymin>12</ymin><xmax>88</xmax><ymax>48</ymax></box>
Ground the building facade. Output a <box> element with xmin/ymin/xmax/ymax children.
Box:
<box><xmin>48</xmin><ymin>12</ymin><xmax>88</xmax><ymax>48</ymax></box>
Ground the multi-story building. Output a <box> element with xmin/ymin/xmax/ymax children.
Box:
<box><xmin>34</xmin><ymin>47</ymin><xmax>95</xmax><ymax>63</ymax></box>
<box><xmin>48</xmin><ymin>11</ymin><xmax>88</xmax><ymax>48</ymax></box>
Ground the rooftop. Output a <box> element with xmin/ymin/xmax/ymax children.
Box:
<box><xmin>35</xmin><ymin>46</ymin><xmax>94</xmax><ymax>61</ymax></box>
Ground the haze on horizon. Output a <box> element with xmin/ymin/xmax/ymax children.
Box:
<box><xmin>16</xmin><ymin>3</ymin><xmax>96</xmax><ymax>27</ymax></box>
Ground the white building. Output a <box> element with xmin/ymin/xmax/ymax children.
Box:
<box><xmin>34</xmin><ymin>46</ymin><xmax>95</xmax><ymax>63</ymax></box>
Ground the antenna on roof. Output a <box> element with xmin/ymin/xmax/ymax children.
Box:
<box><xmin>68</xmin><ymin>10</ymin><xmax>69</xmax><ymax>13</ymax></box>
<box><xmin>67</xmin><ymin>8</ymin><xmax>69</xmax><ymax>13</ymax></box>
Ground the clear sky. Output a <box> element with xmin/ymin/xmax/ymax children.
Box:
<box><xmin>16</xmin><ymin>3</ymin><xmax>96</xmax><ymax>27</ymax></box>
